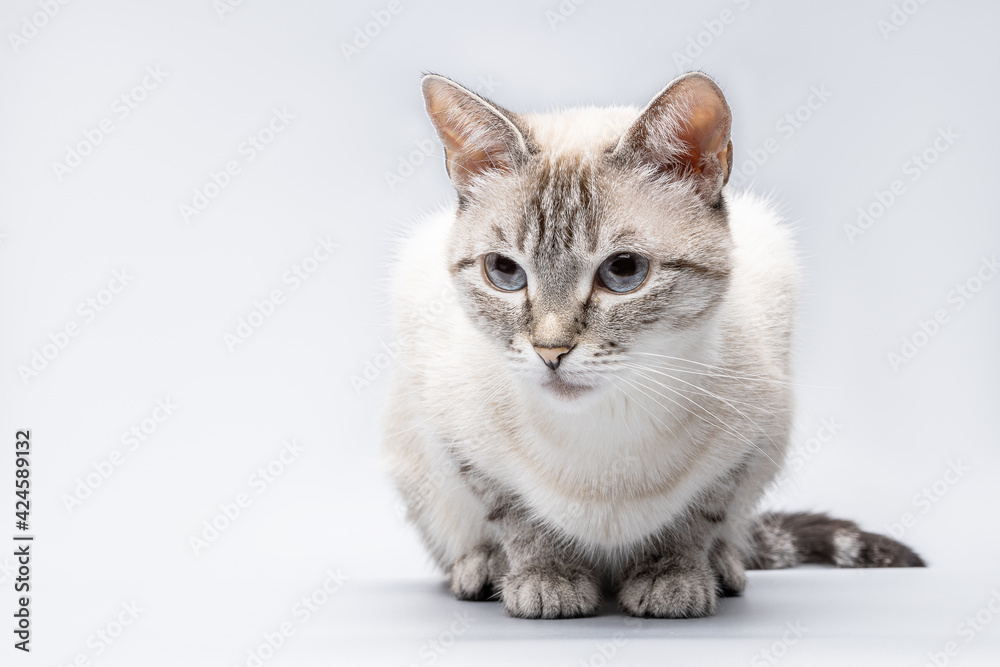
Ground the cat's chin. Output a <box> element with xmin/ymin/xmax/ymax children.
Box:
<box><xmin>540</xmin><ymin>376</ymin><xmax>596</xmax><ymax>404</ymax></box>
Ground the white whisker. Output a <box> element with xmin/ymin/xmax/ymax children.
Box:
<box><xmin>625</xmin><ymin>372</ymin><xmax>783</xmax><ymax>473</ymax></box>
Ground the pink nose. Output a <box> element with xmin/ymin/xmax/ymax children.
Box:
<box><xmin>533</xmin><ymin>346</ymin><xmax>571</xmax><ymax>370</ymax></box>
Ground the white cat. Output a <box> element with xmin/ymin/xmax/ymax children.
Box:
<box><xmin>382</xmin><ymin>72</ymin><xmax>923</xmax><ymax>619</ymax></box>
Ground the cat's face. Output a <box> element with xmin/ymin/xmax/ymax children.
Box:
<box><xmin>423</xmin><ymin>73</ymin><xmax>735</xmax><ymax>405</ymax></box>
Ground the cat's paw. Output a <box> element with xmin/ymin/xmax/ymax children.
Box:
<box><xmin>618</xmin><ymin>557</ymin><xmax>717</xmax><ymax>618</ymax></box>
<box><xmin>500</xmin><ymin>564</ymin><xmax>600</xmax><ymax>619</ymax></box>
<box><xmin>450</xmin><ymin>544</ymin><xmax>506</xmax><ymax>601</ymax></box>
<box><xmin>710</xmin><ymin>540</ymin><xmax>747</xmax><ymax>597</ymax></box>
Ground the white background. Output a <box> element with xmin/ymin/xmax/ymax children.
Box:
<box><xmin>1</xmin><ymin>0</ymin><xmax>998</xmax><ymax>665</ymax></box>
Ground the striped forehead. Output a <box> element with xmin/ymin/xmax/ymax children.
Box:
<box><xmin>515</xmin><ymin>157</ymin><xmax>602</xmax><ymax>259</ymax></box>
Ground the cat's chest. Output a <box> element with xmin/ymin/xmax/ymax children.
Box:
<box><xmin>475</xmin><ymin>403</ymin><xmax>734</xmax><ymax>548</ymax></box>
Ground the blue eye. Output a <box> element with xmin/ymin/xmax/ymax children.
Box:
<box><xmin>484</xmin><ymin>253</ymin><xmax>527</xmax><ymax>291</ymax></box>
<box><xmin>598</xmin><ymin>253</ymin><xmax>649</xmax><ymax>293</ymax></box>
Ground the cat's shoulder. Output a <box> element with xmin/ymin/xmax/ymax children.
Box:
<box><xmin>724</xmin><ymin>189</ymin><xmax>800</xmax><ymax>331</ymax></box>
<box><xmin>388</xmin><ymin>205</ymin><xmax>458</xmax><ymax>314</ymax></box>
<box><xmin>725</xmin><ymin>189</ymin><xmax>798</xmax><ymax>269</ymax></box>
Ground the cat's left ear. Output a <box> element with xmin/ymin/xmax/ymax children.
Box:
<box><xmin>613</xmin><ymin>72</ymin><xmax>733</xmax><ymax>205</ymax></box>
<box><xmin>421</xmin><ymin>74</ymin><xmax>529</xmax><ymax>192</ymax></box>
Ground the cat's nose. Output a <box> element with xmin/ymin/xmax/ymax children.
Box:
<box><xmin>533</xmin><ymin>345</ymin><xmax>572</xmax><ymax>370</ymax></box>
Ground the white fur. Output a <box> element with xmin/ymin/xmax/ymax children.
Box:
<box><xmin>832</xmin><ymin>528</ymin><xmax>862</xmax><ymax>567</ymax></box>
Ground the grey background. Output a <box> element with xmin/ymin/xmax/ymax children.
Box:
<box><xmin>1</xmin><ymin>0</ymin><xmax>997</xmax><ymax>664</ymax></box>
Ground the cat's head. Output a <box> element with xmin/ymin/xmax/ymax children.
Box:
<box><xmin>422</xmin><ymin>72</ymin><xmax>735</xmax><ymax>406</ymax></box>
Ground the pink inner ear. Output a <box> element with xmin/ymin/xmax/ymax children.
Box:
<box><xmin>673</xmin><ymin>88</ymin><xmax>730</xmax><ymax>177</ymax></box>
<box><xmin>439</xmin><ymin>125</ymin><xmax>512</xmax><ymax>181</ymax></box>
<box><xmin>423</xmin><ymin>78</ymin><xmax>517</xmax><ymax>185</ymax></box>
<box><xmin>450</xmin><ymin>145</ymin><xmax>510</xmax><ymax>182</ymax></box>
<box><xmin>626</xmin><ymin>75</ymin><xmax>733</xmax><ymax>197</ymax></box>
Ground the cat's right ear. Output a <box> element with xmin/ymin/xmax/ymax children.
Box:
<box><xmin>421</xmin><ymin>74</ymin><xmax>529</xmax><ymax>191</ymax></box>
<box><xmin>612</xmin><ymin>72</ymin><xmax>733</xmax><ymax>206</ymax></box>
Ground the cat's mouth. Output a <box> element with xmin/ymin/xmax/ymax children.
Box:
<box><xmin>542</xmin><ymin>375</ymin><xmax>594</xmax><ymax>401</ymax></box>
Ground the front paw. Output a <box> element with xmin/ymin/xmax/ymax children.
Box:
<box><xmin>710</xmin><ymin>540</ymin><xmax>747</xmax><ymax>597</ymax></box>
<box><xmin>618</xmin><ymin>556</ymin><xmax>717</xmax><ymax>618</ymax></box>
<box><xmin>500</xmin><ymin>564</ymin><xmax>600</xmax><ymax>619</ymax></box>
<box><xmin>450</xmin><ymin>545</ymin><xmax>506</xmax><ymax>601</ymax></box>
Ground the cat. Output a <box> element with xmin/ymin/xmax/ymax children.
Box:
<box><xmin>381</xmin><ymin>71</ymin><xmax>924</xmax><ymax>619</ymax></box>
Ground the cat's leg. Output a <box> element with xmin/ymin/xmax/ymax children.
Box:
<box><xmin>617</xmin><ymin>528</ymin><xmax>719</xmax><ymax>618</ymax></box>
<box><xmin>618</xmin><ymin>459</ymin><xmax>757</xmax><ymax>617</ymax></box>
<box><xmin>709</xmin><ymin>536</ymin><xmax>747</xmax><ymax>597</ymax></box>
<box><xmin>707</xmin><ymin>447</ymin><xmax>784</xmax><ymax>597</ymax></box>
<box><xmin>404</xmin><ymin>466</ymin><xmax>506</xmax><ymax>601</ymax></box>
<box><xmin>493</xmin><ymin>510</ymin><xmax>601</xmax><ymax>619</ymax></box>
<box><xmin>384</xmin><ymin>408</ymin><xmax>502</xmax><ymax>599</ymax></box>
<box><xmin>402</xmin><ymin>462</ymin><xmax>503</xmax><ymax>601</ymax></box>
<box><xmin>449</xmin><ymin>543</ymin><xmax>507</xmax><ymax>601</ymax></box>
<box><xmin>618</xmin><ymin>520</ymin><xmax>750</xmax><ymax>615</ymax></box>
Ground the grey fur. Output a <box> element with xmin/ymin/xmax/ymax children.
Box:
<box><xmin>449</xmin><ymin>544</ymin><xmax>506</xmax><ymax>601</ymax></box>
<box><xmin>747</xmin><ymin>512</ymin><xmax>926</xmax><ymax>569</ymax></box>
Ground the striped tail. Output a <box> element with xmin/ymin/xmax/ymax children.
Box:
<box><xmin>746</xmin><ymin>512</ymin><xmax>926</xmax><ymax>569</ymax></box>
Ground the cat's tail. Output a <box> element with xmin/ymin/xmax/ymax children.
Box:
<box><xmin>745</xmin><ymin>511</ymin><xmax>926</xmax><ymax>569</ymax></box>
